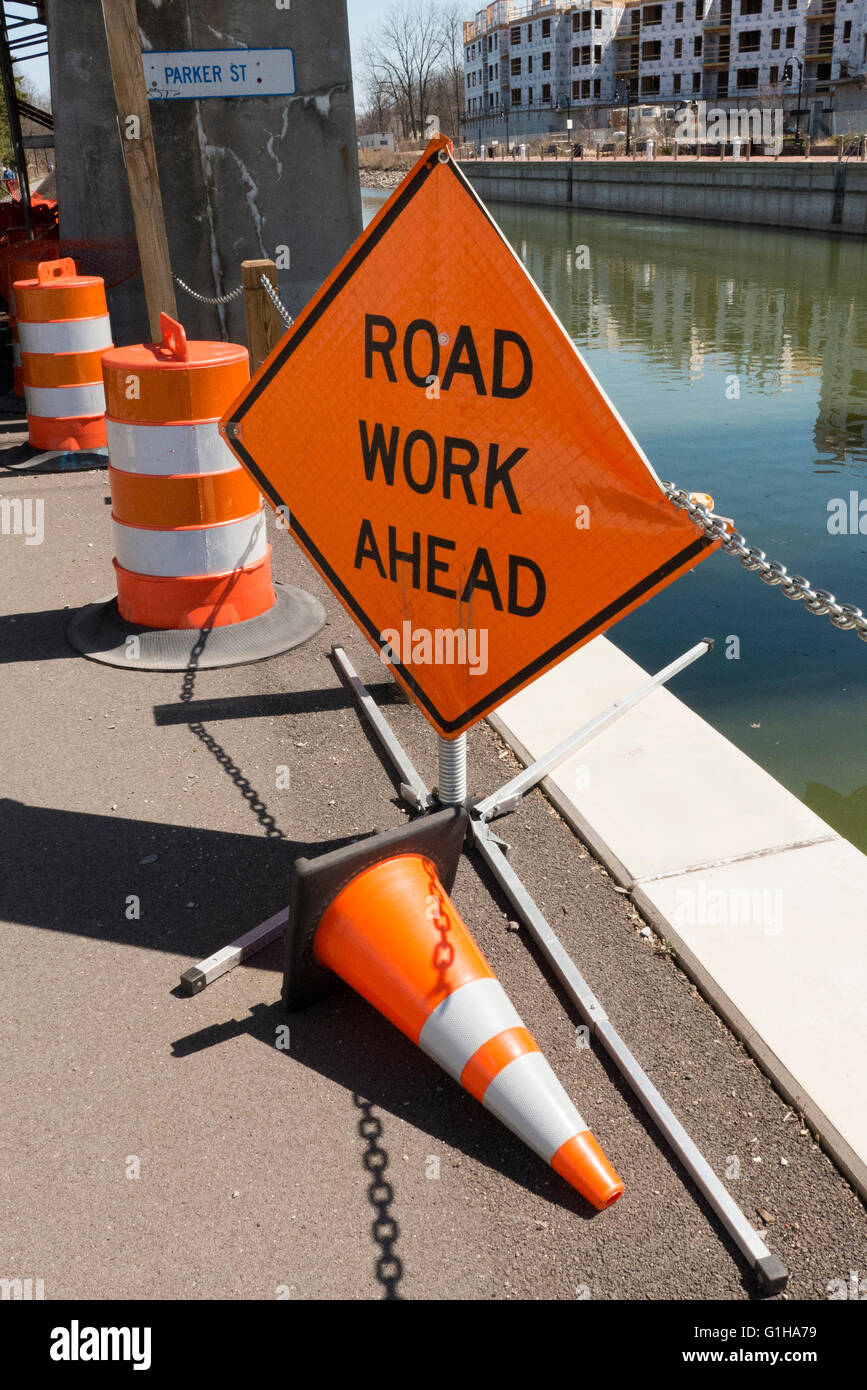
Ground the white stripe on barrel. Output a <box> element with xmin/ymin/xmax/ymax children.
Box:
<box><xmin>25</xmin><ymin>383</ymin><xmax>106</xmax><ymax>418</ymax></box>
<box><xmin>18</xmin><ymin>315</ymin><xmax>113</xmax><ymax>355</ymax></box>
<box><xmin>112</xmin><ymin>510</ymin><xmax>267</xmax><ymax>578</ymax></box>
<box><xmin>106</xmin><ymin>419</ymin><xmax>241</xmax><ymax>477</ymax></box>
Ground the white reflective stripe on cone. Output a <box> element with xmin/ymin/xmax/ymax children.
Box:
<box><xmin>106</xmin><ymin>419</ymin><xmax>241</xmax><ymax>477</ymax></box>
<box><xmin>482</xmin><ymin>1050</ymin><xmax>587</xmax><ymax>1164</ymax></box>
<box><xmin>112</xmin><ymin>510</ymin><xmax>267</xmax><ymax>578</ymax></box>
<box><xmin>418</xmin><ymin>978</ymin><xmax>523</xmax><ymax>1081</ymax></box>
<box><xmin>18</xmin><ymin>315</ymin><xmax>113</xmax><ymax>355</ymax></box>
<box><xmin>24</xmin><ymin>382</ymin><xmax>106</xmax><ymax>419</ymax></box>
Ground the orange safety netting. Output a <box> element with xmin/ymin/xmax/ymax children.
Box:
<box><xmin>0</xmin><ymin>234</ymin><xmax>140</xmax><ymax>304</ymax></box>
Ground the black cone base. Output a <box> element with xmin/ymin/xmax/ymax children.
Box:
<box><xmin>283</xmin><ymin>807</ymin><xmax>469</xmax><ymax>1012</ymax></box>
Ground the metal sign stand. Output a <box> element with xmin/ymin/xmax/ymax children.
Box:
<box><xmin>180</xmin><ymin>636</ymin><xmax>787</xmax><ymax>1293</ymax></box>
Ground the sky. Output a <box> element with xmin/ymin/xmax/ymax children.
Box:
<box><xmin>4</xmin><ymin>0</ymin><xmax>420</xmax><ymax>108</ymax></box>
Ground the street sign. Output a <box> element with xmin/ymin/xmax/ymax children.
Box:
<box><xmin>143</xmin><ymin>49</ymin><xmax>296</xmax><ymax>101</ymax></box>
<box><xmin>220</xmin><ymin>135</ymin><xmax>720</xmax><ymax>738</ymax></box>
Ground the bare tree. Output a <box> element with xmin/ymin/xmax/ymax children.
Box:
<box><xmin>361</xmin><ymin>0</ymin><xmax>450</xmax><ymax>142</ymax></box>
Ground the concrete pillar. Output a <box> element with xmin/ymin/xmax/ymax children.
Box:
<box><xmin>46</xmin><ymin>0</ymin><xmax>361</xmax><ymax>345</ymax></box>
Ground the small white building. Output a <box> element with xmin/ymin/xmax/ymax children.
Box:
<box><xmin>359</xmin><ymin>132</ymin><xmax>396</xmax><ymax>151</ymax></box>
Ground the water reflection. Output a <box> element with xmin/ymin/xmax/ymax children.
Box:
<box><xmin>507</xmin><ymin>210</ymin><xmax>867</xmax><ymax>471</ymax></box>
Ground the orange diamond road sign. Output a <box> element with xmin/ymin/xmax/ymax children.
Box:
<box><xmin>221</xmin><ymin>135</ymin><xmax>719</xmax><ymax>738</ymax></box>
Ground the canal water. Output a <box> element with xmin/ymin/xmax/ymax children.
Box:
<box><xmin>361</xmin><ymin>189</ymin><xmax>867</xmax><ymax>853</ymax></box>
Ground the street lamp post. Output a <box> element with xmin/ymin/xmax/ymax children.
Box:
<box><xmin>615</xmin><ymin>78</ymin><xmax>632</xmax><ymax>155</ymax></box>
<box><xmin>783</xmin><ymin>56</ymin><xmax>804</xmax><ymax>146</ymax></box>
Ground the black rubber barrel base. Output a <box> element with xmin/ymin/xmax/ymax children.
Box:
<box><xmin>65</xmin><ymin>582</ymin><xmax>325</xmax><ymax>671</ymax></box>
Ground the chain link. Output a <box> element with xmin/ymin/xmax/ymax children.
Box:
<box><xmin>173</xmin><ymin>273</ymin><xmax>243</xmax><ymax>305</ymax></box>
<box><xmin>259</xmin><ymin>272</ymin><xmax>293</xmax><ymax>327</ymax></box>
<box><xmin>172</xmin><ymin>271</ymin><xmax>293</xmax><ymax>327</ymax></box>
<box><xmin>664</xmin><ymin>483</ymin><xmax>867</xmax><ymax>643</ymax></box>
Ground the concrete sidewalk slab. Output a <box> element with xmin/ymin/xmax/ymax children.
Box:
<box><xmin>495</xmin><ymin>637</ymin><xmax>836</xmax><ymax>883</ymax></box>
<box><xmin>493</xmin><ymin>636</ymin><xmax>867</xmax><ymax>1201</ymax></box>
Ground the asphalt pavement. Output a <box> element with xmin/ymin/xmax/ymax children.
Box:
<box><xmin>1</xmin><ymin>462</ymin><xmax>865</xmax><ymax>1300</ymax></box>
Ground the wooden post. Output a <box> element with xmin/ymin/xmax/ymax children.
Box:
<box><xmin>101</xmin><ymin>0</ymin><xmax>177</xmax><ymax>340</ymax></box>
<box><xmin>242</xmin><ymin>259</ymin><xmax>283</xmax><ymax>374</ymax></box>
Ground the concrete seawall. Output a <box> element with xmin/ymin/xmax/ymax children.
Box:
<box><xmin>460</xmin><ymin>158</ymin><xmax>867</xmax><ymax>236</ymax></box>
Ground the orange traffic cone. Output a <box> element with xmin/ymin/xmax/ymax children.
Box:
<box><xmin>284</xmin><ymin>809</ymin><xmax>624</xmax><ymax>1211</ymax></box>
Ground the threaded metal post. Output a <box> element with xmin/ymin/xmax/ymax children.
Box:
<box><xmin>437</xmin><ymin>734</ymin><xmax>467</xmax><ymax>806</ymax></box>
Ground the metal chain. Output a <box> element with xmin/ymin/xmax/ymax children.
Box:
<box><xmin>664</xmin><ymin>483</ymin><xmax>867</xmax><ymax>643</ymax></box>
<box><xmin>259</xmin><ymin>272</ymin><xmax>293</xmax><ymax>327</ymax></box>
<box><xmin>173</xmin><ymin>273</ymin><xmax>243</xmax><ymax>305</ymax></box>
<box><xmin>173</xmin><ymin>270</ymin><xmax>293</xmax><ymax>327</ymax></box>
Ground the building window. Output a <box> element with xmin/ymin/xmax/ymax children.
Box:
<box><xmin>572</xmin><ymin>78</ymin><xmax>581</xmax><ymax>99</ymax></box>
<box><xmin>641</xmin><ymin>74</ymin><xmax>661</xmax><ymax>93</ymax></box>
<box><xmin>771</xmin><ymin>27</ymin><xmax>781</xmax><ymax>48</ymax></box>
<box><xmin>542</xmin><ymin>50</ymin><xmax>551</xmax><ymax>69</ymax></box>
<box><xmin>594</xmin><ymin>78</ymin><xmax>601</xmax><ymax>96</ymax></box>
<box><xmin>676</xmin><ymin>0</ymin><xmax>684</xmax><ymax>17</ymax></box>
<box><xmin>673</xmin><ymin>72</ymin><xmax>682</xmax><ymax>92</ymax></box>
<box><xmin>527</xmin><ymin>87</ymin><xmax>533</xmax><ymax>102</ymax></box>
<box><xmin>737</xmin><ymin>66</ymin><xmax>759</xmax><ymax>87</ymax></box>
<box><xmin>573</xmin><ymin>12</ymin><xmax>580</xmax><ymax>30</ymax></box>
<box><xmin>694</xmin><ymin>35</ymin><xmax>703</xmax><ymax>55</ymax></box>
<box><xmin>674</xmin><ymin>37</ymin><xmax>683</xmax><ymax>57</ymax></box>
<box><xmin>528</xmin><ymin>55</ymin><xmax>533</xmax><ymax>71</ymax></box>
<box><xmin>642</xmin><ymin>40</ymin><xmax>662</xmax><ymax>59</ymax></box>
<box><xmin>643</xmin><ymin>4</ymin><xmax>663</xmax><ymax>24</ymax></box>
<box><xmin>594</xmin><ymin>44</ymin><xmax>601</xmax><ymax>62</ymax></box>
<box><xmin>526</xmin><ymin>23</ymin><xmax>532</xmax><ymax>42</ymax></box>
<box><xmin>583</xmin><ymin>12</ymin><xmax>591</xmax><ymax>30</ymax></box>
<box><xmin>595</xmin><ymin>10</ymin><xmax>602</xmax><ymax>27</ymax></box>
<box><xmin>582</xmin><ymin>79</ymin><xmax>591</xmax><ymax>97</ymax></box>
<box><xmin>510</xmin><ymin>25</ymin><xmax>520</xmax><ymax>44</ymax></box>
<box><xmin>695</xmin><ymin>0</ymin><xmax>703</xmax><ymax>17</ymax></box>
<box><xmin>572</xmin><ymin>45</ymin><xmax>580</xmax><ymax>65</ymax></box>
<box><xmin>511</xmin><ymin>57</ymin><xmax>521</xmax><ymax>75</ymax></box>
<box><xmin>785</xmin><ymin>24</ymin><xmax>795</xmax><ymax>46</ymax></box>
<box><xmin>843</xmin><ymin>20</ymin><xmax>851</xmax><ymax>40</ymax></box>
<box><xmin>582</xmin><ymin>45</ymin><xmax>591</xmax><ymax>64</ymax></box>
<box><xmin>542</xmin><ymin>18</ymin><xmax>551</xmax><ymax>37</ymax></box>
<box><xmin>542</xmin><ymin>82</ymin><xmax>551</xmax><ymax>102</ymax></box>
<box><xmin>740</xmin><ymin>0</ymin><xmax>761</xmax><ymax>12</ymax></box>
<box><xmin>511</xmin><ymin>87</ymin><xmax>522</xmax><ymax>104</ymax></box>
<box><xmin>692</xmin><ymin>70</ymin><xmax>701</xmax><ymax>90</ymax></box>
<box><xmin>769</xmin><ymin>63</ymin><xmax>779</xmax><ymax>82</ymax></box>
<box><xmin>773</xmin><ymin>0</ymin><xmax>782</xmax><ymax>7</ymax></box>
<box><xmin>787</xmin><ymin>0</ymin><xmax>796</xmax><ymax>7</ymax></box>
<box><xmin>739</xmin><ymin>29</ymin><xmax>761</xmax><ymax>51</ymax></box>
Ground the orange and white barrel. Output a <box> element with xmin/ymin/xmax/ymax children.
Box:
<box><xmin>14</xmin><ymin>257</ymin><xmax>112</xmax><ymax>449</ymax></box>
<box><xmin>7</xmin><ymin>249</ymin><xmax>65</xmax><ymax>398</ymax></box>
<box><xmin>101</xmin><ymin>313</ymin><xmax>273</xmax><ymax>630</ymax></box>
